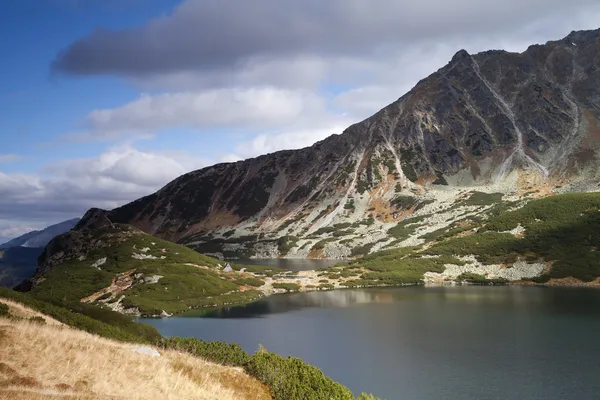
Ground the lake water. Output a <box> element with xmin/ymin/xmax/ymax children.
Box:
<box><xmin>229</xmin><ymin>258</ymin><xmax>342</xmax><ymax>271</ymax></box>
<box><xmin>142</xmin><ymin>286</ymin><xmax>600</xmax><ymax>400</ymax></box>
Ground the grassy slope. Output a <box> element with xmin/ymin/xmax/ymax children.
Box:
<box><xmin>0</xmin><ymin>298</ymin><xmax>271</xmax><ymax>400</ymax></box>
<box><xmin>1</xmin><ymin>292</ymin><xmax>381</xmax><ymax>400</ymax></box>
<box><xmin>28</xmin><ymin>225</ymin><xmax>263</xmax><ymax>315</ymax></box>
<box><xmin>338</xmin><ymin>192</ymin><xmax>600</xmax><ymax>285</ymax></box>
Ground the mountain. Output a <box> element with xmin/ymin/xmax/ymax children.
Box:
<box><xmin>77</xmin><ymin>28</ymin><xmax>600</xmax><ymax>258</ymax></box>
<box><xmin>0</xmin><ymin>218</ymin><xmax>80</xmax><ymax>250</ymax></box>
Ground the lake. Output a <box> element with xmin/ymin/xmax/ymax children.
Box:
<box><xmin>142</xmin><ymin>286</ymin><xmax>600</xmax><ymax>400</ymax></box>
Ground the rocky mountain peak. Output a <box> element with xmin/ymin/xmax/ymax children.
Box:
<box><xmin>76</xmin><ymin>28</ymin><xmax>600</xmax><ymax>258</ymax></box>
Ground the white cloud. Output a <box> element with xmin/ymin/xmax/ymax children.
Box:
<box><xmin>76</xmin><ymin>87</ymin><xmax>329</xmax><ymax>140</ymax></box>
<box><xmin>232</xmin><ymin>122</ymin><xmax>353</xmax><ymax>159</ymax></box>
<box><xmin>0</xmin><ymin>145</ymin><xmax>207</xmax><ymax>231</ymax></box>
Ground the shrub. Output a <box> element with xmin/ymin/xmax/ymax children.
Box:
<box><xmin>233</xmin><ymin>277</ymin><xmax>265</xmax><ymax>287</ymax></box>
<box><xmin>272</xmin><ymin>283</ymin><xmax>300</xmax><ymax>292</ymax></box>
<box><xmin>223</xmin><ymin>229</ymin><xmax>236</xmax><ymax>238</ymax></box>
<box><xmin>28</xmin><ymin>316</ymin><xmax>46</xmax><ymax>324</ymax></box>
<box><xmin>159</xmin><ymin>337</ymin><xmax>250</xmax><ymax>367</ymax></box>
<box><xmin>351</xmin><ymin>243</ymin><xmax>375</xmax><ymax>257</ymax></box>
<box><xmin>245</xmin><ymin>351</ymin><xmax>355</xmax><ymax>400</ymax></box>
<box><xmin>277</xmin><ymin>236</ymin><xmax>299</xmax><ymax>255</ymax></box>
<box><xmin>0</xmin><ymin>302</ymin><xmax>9</xmax><ymax>317</ymax></box>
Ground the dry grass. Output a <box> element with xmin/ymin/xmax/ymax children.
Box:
<box><xmin>0</xmin><ymin>299</ymin><xmax>62</xmax><ymax>326</ymax></box>
<box><xmin>0</xmin><ymin>307</ymin><xmax>271</xmax><ymax>400</ymax></box>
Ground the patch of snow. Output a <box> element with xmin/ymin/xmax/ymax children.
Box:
<box><xmin>143</xmin><ymin>275</ymin><xmax>163</xmax><ymax>284</ymax></box>
<box><xmin>132</xmin><ymin>253</ymin><xmax>158</xmax><ymax>260</ymax></box>
<box><xmin>139</xmin><ymin>247</ymin><xmax>151</xmax><ymax>253</ymax></box>
<box><xmin>90</xmin><ymin>257</ymin><xmax>107</xmax><ymax>269</ymax></box>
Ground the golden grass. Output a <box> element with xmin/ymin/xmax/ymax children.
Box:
<box><xmin>0</xmin><ymin>305</ymin><xmax>271</xmax><ymax>400</ymax></box>
<box><xmin>0</xmin><ymin>299</ymin><xmax>63</xmax><ymax>326</ymax></box>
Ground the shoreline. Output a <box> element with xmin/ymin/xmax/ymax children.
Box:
<box><xmin>138</xmin><ymin>275</ymin><xmax>600</xmax><ymax>319</ymax></box>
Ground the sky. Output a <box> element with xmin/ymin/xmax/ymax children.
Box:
<box><xmin>1</xmin><ymin>0</ymin><xmax>600</xmax><ymax>242</ymax></box>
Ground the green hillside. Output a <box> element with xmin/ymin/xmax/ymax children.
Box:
<box><xmin>335</xmin><ymin>192</ymin><xmax>600</xmax><ymax>286</ymax></box>
<box><xmin>26</xmin><ymin>224</ymin><xmax>270</xmax><ymax>315</ymax></box>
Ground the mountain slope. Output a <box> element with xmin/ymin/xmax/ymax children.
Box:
<box><xmin>77</xmin><ymin>28</ymin><xmax>600</xmax><ymax>258</ymax></box>
<box><xmin>0</xmin><ymin>218</ymin><xmax>80</xmax><ymax>250</ymax></box>
<box><xmin>0</xmin><ymin>298</ymin><xmax>271</xmax><ymax>400</ymax></box>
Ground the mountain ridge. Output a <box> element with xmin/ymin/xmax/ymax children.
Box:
<box><xmin>77</xmin><ymin>28</ymin><xmax>600</xmax><ymax>258</ymax></box>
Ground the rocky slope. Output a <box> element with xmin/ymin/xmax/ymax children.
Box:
<box><xmin>78</xmin><ymin>29</ymin><xmax>600</xmax><ymax>258</ymax></box>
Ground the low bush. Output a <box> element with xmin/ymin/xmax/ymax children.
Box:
<box><xmin>0</xmin><ymin>302</ymin><xmax>9</xmax><ymax>317</ymax></box>
<box><xmin>159</xmin><ymin>337</ymin><xmax>250</xmax><ymax>367</ymax></box>
<box><xmin>233</xmin><ymin>277</ymin><xmax>265</xmax><ymax>287</ymax></box>
<box><xmin>28</xmin><ymin>316</ymin><xmax>46</xmax><ymax>324</ymax></box>
<box><xmin>272</xmin><ymin>283</ymin><xmax>300</xmax><ymax>292</ymax></box>
<box><xmin>245</xmin><ymin>351</ymin><xmax>355</xmax><ymax>400</ymax></box>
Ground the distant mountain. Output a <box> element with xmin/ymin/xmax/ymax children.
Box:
<box><xmin>0</xmin><ymin>218</ymin><xmax>80</xmax><ymax>250</ymax></box>
<box><xmin>0</xmin><ymin>246</ymin><xmax>44</xmax><ymax>288</ymax></box>
<box><xmin>0</xmin><ymin>218</ymin><xmax>79</xmax><ymax>288</ymax></box>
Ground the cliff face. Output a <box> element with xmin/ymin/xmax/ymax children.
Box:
<box><xmin>78</xmin><ymin>29</ymin><xmax>600</xmax><ymax>255</ymax></box>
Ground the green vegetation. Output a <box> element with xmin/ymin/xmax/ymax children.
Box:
<box><xmin>28</xmin><ymin>315</ymin><xmax>46</xmax><ymax>324</ymax></box>
<box><xmin>233</xmin><ymin>277</ymin><xmax>265</xmax><ymax>287</ymax></box>
<box><xmin>361</xmin><ymin>192</ymin><xmax>600</xmax><ymax>284</ymax></box>
<box><xmin>161</xmin><ymin>337</ymin><xmax>380</xmax><ymax>400</ymax></box>
<box><xmin>351</xmin><ymin>243</ymin><xmax>376</xmax><ymax>256</ymax></box>
<box><xmin>272</xmin><ymin>282</ymin><xmax>300</xmax><ymax>292</ymax></box>
<box><xmin>159</xmin><ymin>337</ymin><xmax>250</xmax><ymax>366</ymax></box>
<box><xmin>318</xmin><ymin>283</ymin><xmax>334</xmax><ymax>290</ymax></box>
<box><xmin>0</xmin><ymin>302</ymin><xmax>8</xmax><ymax>317</ymax></box>
<box><xmin>312</xmin><ymin>238</ymin><xmax>336</xmax><ymax>251</ymax></box>
<box><xmin>246</xmin><ymin>351</ymin><xmax>356</xmax><ymax>400</ymax></box>
<box><xmin>456</xmin><ymin>272</ymin><xmax>508</xmax><ymax>285</ymax></box>
<box><xmin>25</xmin><ymin>225</ymin><xmax>267</xmax><ymax>316</ymax></box>
<box><xmin>391</xmin><ymin>195</ymin><xmax>418</xmax><ymax>210</ymax></box>
<box><xmin>387</xmin><ymin>215</ymin><xmax>428</xmax><ymax>239</ymax></box>
<box><xmin>460</xmin><ymin>191</ymin><xmax>504</xmax><ymax>207</ymax></box>
<box><xmin>223</xmin><ymin>229</ymin><xmax>236</xmax><ymax>238</ymax></box>
<box><xmin>344</xmin><ymin>199</ymin><xmax>355</xmax><ymax>210</ymax></box>
<box><xmin>277</xmin><ymin>235</ymin><xmax>299</xmax><ymax>255</ymax></box>
<box><xmin>356</xmin><ymin>179</ymin><xmax>369</xmax><ymax>194</ymax></box>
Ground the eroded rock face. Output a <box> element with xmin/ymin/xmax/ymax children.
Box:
<box><xmin>78</xmin><ymin>29</ymin><xmax>600</xmax><ymax>245</ymax></box>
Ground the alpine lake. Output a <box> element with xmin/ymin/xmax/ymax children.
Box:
<box><xmin>141</xmin><ymin>259</ymin><xmax>600</xmax><ymax>400</ymax></box>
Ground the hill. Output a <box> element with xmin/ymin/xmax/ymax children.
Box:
<box><xmin>0</xmin><ymin>297</ymin><xmax>271</xmax><ymax>400</ymax></box>
<box><xmin>330</xmin><ymin>192</ymin><xmax>600</xmax><ymax>287</ymax></box>
<box><xmin>75</xmin><ymin>28</ymin><xmax>600</xmax><ymax>258</ymax></box>
<box><xmin>19</xmin><ymin>223</ymin><xmax>345</xmax><ymax>317</ymax></box>
<box><xmin>0</xmin><ymin>291</ymin><xmax>380</xmax><ymax>400</ymax></box>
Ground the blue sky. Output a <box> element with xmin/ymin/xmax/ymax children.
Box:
<box><xmin>1</xmin><ymin>0</ymin><xmax>599</xmax><ymax>242</ymax></box>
